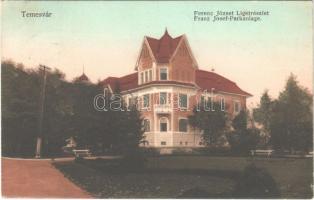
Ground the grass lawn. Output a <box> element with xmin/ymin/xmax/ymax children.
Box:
<box><xmin>54</xmin><ymin>156</ymin><xmax>313</xmax><ymax>198</ymax></box>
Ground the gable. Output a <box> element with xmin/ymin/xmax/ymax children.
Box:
<box><xmin>170</xmin><ymin>36</ymin><xmax>198</xmax><ymax>68</ymax></box>
<box><xmin>138</xmin><ymin>42</ymin><xmax>154</xmax><ymax>70</ymax></box>
<box><xmin>171</xmin><ymin>39</ymin><xmax>193</xmax><ymax>65</ymax></box>
<box><xmin>135</xmin><ymin>39</ymin><xmax>156</xmax><ymax>71</ymax></box>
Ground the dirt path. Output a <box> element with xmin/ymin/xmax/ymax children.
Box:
<box><xmin>2</xmin><ymin>158</ymin><xmax>91</xmax><ymax>198</ymax></box>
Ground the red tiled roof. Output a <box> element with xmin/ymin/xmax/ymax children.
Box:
<box><xmin>101</xmin><ymin>73</ymin><xmax>137</xmax><ymax>92</ymax></box>
<box><xmin>101</xmin><ymin>73</ymin><xmax>196</xmax><ymax>92</ymax></box>
<box><xmin>101</xmin><ymin>69</ymin><xmax>251</xmax><ymax>96</ymax></box>
<box><xmin>195</xmin><ymin>69</ymin><xmax>252</xmax><ymax>96</ymax></box>
<box><xmin>146</xmin><ymin>30</ymin><xmax>183</xmax><ymax>63</ymax></box>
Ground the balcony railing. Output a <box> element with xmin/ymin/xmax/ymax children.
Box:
<box><xmin>154</xmin><ymin>104</ymin><xmax>172</xmax><ymax>113</ymax></box>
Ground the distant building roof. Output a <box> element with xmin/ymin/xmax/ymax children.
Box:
<box><xmin>74</xmin><ymin>73</ymin><xmax>90</xmax><ymax>82</ymax></box>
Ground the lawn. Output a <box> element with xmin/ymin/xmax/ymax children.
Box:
<box><xmin>53</xmin><ymin>156</ymin><xmax>313</xmax><ymax>198</ymax></box>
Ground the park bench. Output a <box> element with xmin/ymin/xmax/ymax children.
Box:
<box><xmin>250</xmin><ymin>149</ymin><xmax>273</xmax><ymax>157</ymax></box>
<box><xmin>305</xmin><ymin>151</ymin><xmax>313</xmax><ymax>158</ymax></box>
<box><xmin>73</xmin><ymin>149</ymin><xmax>92</xmax><ymax>158</ymax></box>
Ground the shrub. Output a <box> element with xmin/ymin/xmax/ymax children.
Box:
<box><xmin>233</xmin><ymin>163</ymin><xmax>280</xmax><ymax>198</ymax></box>
<box><xmin>227</xmin><ymin>128</ymin><xmax>260</xmax><ymax>155</ymax></box>
<box><xmin>120</xmin><ymin>150</ymin><xmax>147</xmax><ymax>171</ymax></box>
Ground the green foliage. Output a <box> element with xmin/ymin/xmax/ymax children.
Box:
<box><xmin>269</xmin><ymin>74</ymin><xmax>313</xmax><ymax>152</ymax></box>
<box><xmin>2</xmin><ymin>61</ymin><xmax>71</xmax><ymax>157</ymax></box>
<box><xmin>227</xmin><ymin>128</ymin><xmax>260</xmax><ymax>155</ymax></box>
<box><xmin>253</xmin><ymin>90</ymin><xmax>273</xmax><ymax>135</ymax></box>
<box><xmin>227</xmin><ymin>111</ymin><xmax>261</xmax><ymax>154</ymax></box>
<box><xmin>2</xmin><ymin>61</ymin><xmax>39</xmax><ymax>157</ymax></box>
<box><xmin>232</xmin><ymin>110</ymin><xmax>247</xmax><ymax>132</ymax></box>
<box><xmin>2</xmin><ymin>61</ymin><xmax>144</xmax><ymax>158</ymax></box>
<box><xmin>188</xmin><ymin>102</ymin><xmax>228</xmax><ymax>145</ymax></box>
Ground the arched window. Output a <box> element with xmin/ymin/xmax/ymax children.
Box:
<box><xmin>160</xmin><ymin>117</ymin><xmax>168</xmax><ymax>132</ymax></box>
<box><xmin>143</xmin><ymin>119</ymin><xmax>150</xmax><ymax>132</ymax></box>
<box><xmin>179</xmin><ymin>118</ymin><xmax>188</xmax><ymax>132</ymax></box>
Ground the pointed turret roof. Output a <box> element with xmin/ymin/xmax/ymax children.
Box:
<box><xmin>77</xmin><ymin>73</ymin><xmax>89</xmax><ymax>81</ymax></box>
<box><xmin>145</xmin><ymin>29</ymin><xmax>183</xmax><ymax>63</ymax></box>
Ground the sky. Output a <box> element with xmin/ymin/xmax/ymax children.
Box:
<box><xmin>1</xmin><ymin>1</ymin><xmax>313</xmax><ymax>107</ymax></box>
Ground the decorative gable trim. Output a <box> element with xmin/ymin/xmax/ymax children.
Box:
<box><xmin>134</xmin><ymin>37</ymin><xmax>157</xmax><ymax>71</ymax></box>
<box><xmin>170</xmin><ymin>35</ymin><xmax>198</xmax><ymax>69</ymax></box>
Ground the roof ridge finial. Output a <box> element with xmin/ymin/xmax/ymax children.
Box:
<box><xmin>163</xmin><ymin>27</ymin><xmax>172</xmax><ymax>37</ymax></box>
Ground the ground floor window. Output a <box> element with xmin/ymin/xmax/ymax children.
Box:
<box><xmin>143</xmin><ymin>119</ymin><xmax>150</xmax><ymax>132</ymax></box>
<box><xmin>179</xmin><ymin>118</ymin><xmax>188</xmax><ymax>132</ymax></box>
<box><xmin>143</xmin><ymin>94</ymin><xmax>150</xmax><ymax>108</ymax></box>
<box><xmin>161</xmin><ymin>141</ymin><xmax>166</xmax><ymax>145</ymax></box>
<box><xmin>160</xmin><ymin>117</ymin><xmax>168</xmax><ymax>132</ymax></box>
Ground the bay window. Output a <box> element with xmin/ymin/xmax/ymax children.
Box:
<box><xmin>179</xmin><ymin>94</ymin><xmax>188</xmax><ymax>109</ymax></box>
<box><xmin>160</xmin><ymin>92</ymin><xmax>167</xmax><ymax>105</ymax></box>
<box><xmin>143</xmin><ymin>94</ymin><xmax>150</xmax><ymax>108</ymax></box>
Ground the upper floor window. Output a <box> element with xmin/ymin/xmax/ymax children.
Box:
<box><xmin>160</xmin><ymin>92</ymin><xmax>167</xmax><ymax>105</ymax></box>
<box><xmin>143</xmin><ymin>94</ymin><xmax>150</xmax><ymax>108</ymax></box>
<box><xmin>201</xmin><ymin>96</ymin><xmax>211</xmax><ymax>108</ymax></box>
<box><xmin>160</xmin><ymin>68</ymin><xmax>168</xmax><ymax>80</ymax></box>
<box><xmin>179</xmin><ymin>94</ymin><xmax>188</xmax><ymax>109</ymax></box>
<box><xmin>234</xmin><ymin>101</ymin><xmax>240</xmax><ymax>114</ymax></box>
<box><xmin>143</xmin><ymin>119</ymin><xmax>150</xmax><ymax>132</ymax></box>
<box><xmin>128</xmin><ymin>97</ymin><xmax>133</xmax><ymax>109</ymax></box>
<box><xmin>140</xmin><ymin>72</ymin><xmax>144</xmax><ymax>84</ymax></box>
<box><xmin>179</xmin><ymin>118</ymin><xmax>188</xmax><ymax>132</ymax></box>
<box><xmin>149</xmin><ymin>70</ymin><xmax>152</xmax><ymax>82</ymax></box>
<box><xmin>140</xmin><ymin>69</ymin><xmax>153</xmax><ymax>84</ymax></box>
<box><xmin>220</xmin><ymin>97</ymin><xmax>225</xmax><ymax>111</ymax></box>
<box><xmin>145</xmin><ymin>71</ymin><xmax>148</xmax><ymax>83</ymax></box>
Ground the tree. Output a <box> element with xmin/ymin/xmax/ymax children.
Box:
<box><xmin>2</xmin><ymin>61</ymin><xmax>72</xmax><ymax>157</ymax></box>
<box><xmin>227</xmin><ymin>111</ymin><xmax>260</xmax><ymax>154</ymax></box>
<box><xmin>69</xmin><ymin>82</ymin><xmax>145</xmax><ymax>157</ymax></box>
<box><xmin>2</xmin><ymin>61</ymin><xmax>40</xmax><ymax>157</ymax></box>
<box><xmin>270</xmin><ymin>74</ymin><xmax>312</xmax><ymax>153</ymax></box>
<box><xmin>2</xmin><ymin>60</ymin><xmax>145</xmax><ymax>158</ymax></box>
<box><xmin>66</xmin><ymin>80</ymin><xmax>109</xmax><ymax>153</ymax></box>
<box><xmin>188</xmin><ymin>102</ymin><xmax>228</xmax><ymax>145</ymax></box>
<box><xmin>253</xmin><ymin>90</ymin><xmax>273</xmax><ymax>136</ymax></box>
<box><xmin>232</xmin><ymin>110</ymin><xmax>247</xmax><ymax>132</ymax></box>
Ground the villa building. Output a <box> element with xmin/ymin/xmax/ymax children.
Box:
<box><xmin>101</xmin><ymin>30</ymin><xmax>251</xmax><ymax>148</ymax></box>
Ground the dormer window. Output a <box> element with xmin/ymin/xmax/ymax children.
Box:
<box><xmin>140</xmin><ymin>72</ymin><xmax>144</xmax><ymax>84</ymax></box>
<box><xmin>140</xmin><ymin>69</ymin><xmax>153</xmax><ymax>84</ymax></box>
<box><xmin>149</xmin><ymin>70</ymin><xmax>152</xmax><ymax>81</ymax></box>
<box><xmin>145</xmin><ymin>71</ymin><xmax>148</xmax><ymax>83</ymax></box>
<box><xmin>160</xmin><ymin>68</ymin><xmax>168</xmax><ymax>80</ymax></box>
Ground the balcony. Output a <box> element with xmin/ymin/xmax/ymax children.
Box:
<box><xmin>154</xmin><ymin>104</ymin><xmax>172</xmax><ymax>114</ymax></box>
